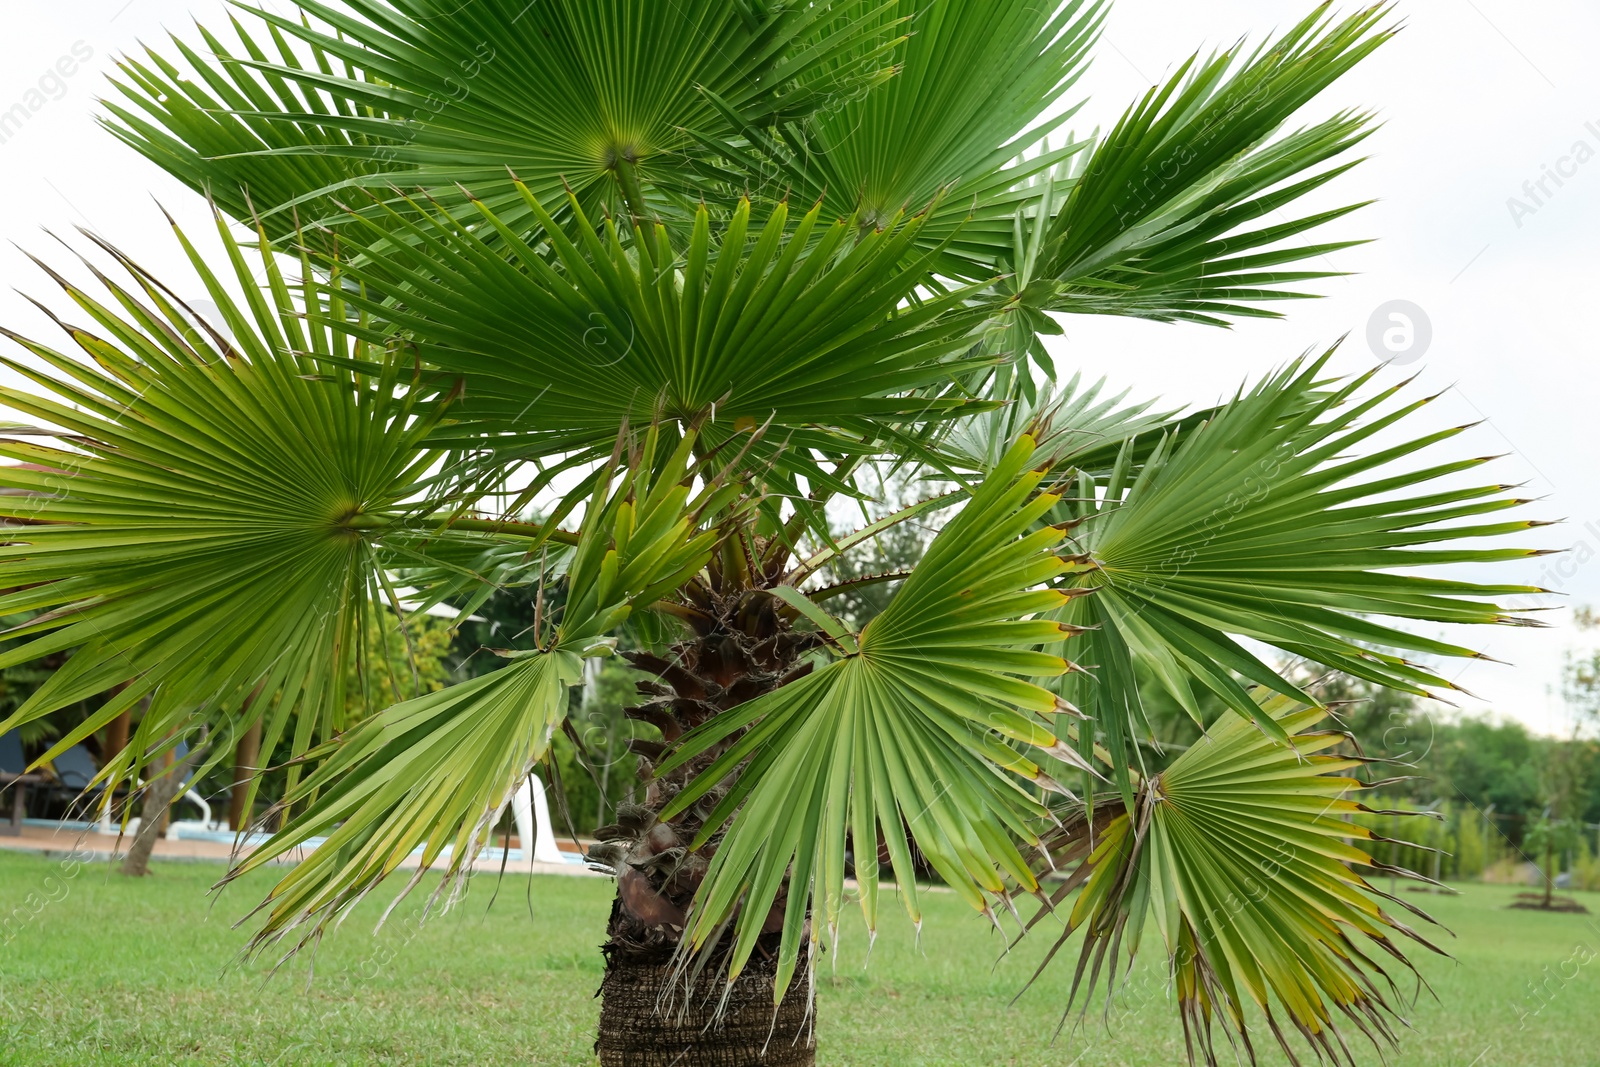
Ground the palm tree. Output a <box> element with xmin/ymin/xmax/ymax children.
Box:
<box><xmin>0</xmin><ymin>2</ymin><xmax>1550</xmax><ymax>1063</ymax></box>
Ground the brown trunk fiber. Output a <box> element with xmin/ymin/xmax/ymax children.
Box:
<box><xmin>594</xmin><ymin>580</ymin><xmax>823</xmax><ymax>1065</ymax></box>
<box><xmin>596</xmin><ymin>951</ymin><xmax>814</xmax><ymax>1067</ymax></box>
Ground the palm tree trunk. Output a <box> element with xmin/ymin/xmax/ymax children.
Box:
<box><xmin>121</xmin><ymin>743</ymin><xmax>205</xmax><ymax>877</ymax></box>
<box><xmin>102</xmin><ymin>710</ymin><xmax>131</xmax><ymax>767</ymax></box>
<box><xmin>596</xmin><ymin>950</ymin><xmax>813</xmax><ymax>1067</ymax></box>
<box><xmin>593</xmin><ymin>585</ymin><xmax>821</xmax><ymax>1065</ymax></box>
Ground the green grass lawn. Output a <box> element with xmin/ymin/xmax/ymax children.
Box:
<box><xmin>1</xmin><ymin>850</ymin><xmax>1596</xmax><ymax>1066</ymax></box>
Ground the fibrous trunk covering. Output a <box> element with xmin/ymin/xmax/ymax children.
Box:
<box><xmin>596</xmin><ymin>951</ymin><xmax>813</xmax><ymax>1067</ymax></box>
<box><xmin>592</xmin><ymin>586</ymin><xmax>821</xmax><ymax>1065</ymax></box>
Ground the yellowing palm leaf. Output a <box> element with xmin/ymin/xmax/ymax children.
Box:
<box><xmin>1039</xmin><ymin>693</ymin><xmax>1447</xmax><ymax>1066</ymax></box>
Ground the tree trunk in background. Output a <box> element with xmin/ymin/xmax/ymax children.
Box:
<box><xmin>103</xmin><ymin>711</ymin><xmax>130</xmax><ymax>764</ymax></box>
<box><xmin>596</xmin><ymin>949</ymin><xmax>813</xmax><ymax>1067</ymax></box>
<box><xmin>155</xmin><ymin>748</ymin><xmax>177</xmax><ymax>838</ymax></box>
<box><xmin>120</xmin><ymin>769</ymin><xmax>184</xmax><ymax>877</ymax></box>
<box><xmin>121</xmin><ymin>745</ymin><xmax>204</xmax><ymax>877</ymax></box>
<box><xmin>100</xmin><ymin>710</ymin><xmax>133</xmax><ymax>829</ymax></box>
<box><xmin>227</xmin><ymin>719</ymin><xmax>261</xmax><ymax>831</ymax></box>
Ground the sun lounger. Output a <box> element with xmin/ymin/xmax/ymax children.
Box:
<box><xmin>0</xmin><ymin>731</ymin><xmax>44</xmax><ymax>837</ymax></box>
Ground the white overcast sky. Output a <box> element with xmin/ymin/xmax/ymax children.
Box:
<box><xmin>1</xmin><ymin>1</ymin><xmax>1596</xmax><ymax>735</ymax></box>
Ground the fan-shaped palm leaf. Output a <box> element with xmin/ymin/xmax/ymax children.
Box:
<box><xmin>940</xmin><ymin>368</ymin><xmax>1197</xmax><ymax>479</ymax></box>
<box><xmin>1053</xmin><ymin>350</ymin><xmax>1546</xmax><ymax>783</ymax></box>
<box><xmin>656</xmin><ymin>435</ymin><xmax>1090</xmax><ymax>1005</ymax></box>
<box><xmin>0</xmin><ymin>213</ymin><xmax>448</xmax><ymax>793</ymax></box>
<box><xmin>228</xmin><ymin>427</ymin><xmax>729</xmax><ymax>953</ymax></box>
<box><xmin>1037</xmin><ymin>3</ymin><xmax>1393</xmax><ymax>324</ymax></box>
<box><xmin>318</xmin><ymin>183</ymin><xmax>997</xmax><ymax>462</ymax></box>
<box><xmin>105</xmin><ymin>0</ymin><xmax>901</xmax><ymax>236</ymax></box>
<box><xmin>102</xmin><ymin>14</ymin><xmax>393</xmax><ymax>252</ymax></box>
<box><xmin>699</xmin><ymin>0</ymin><xmax>1103</xmax><ymax>270</ymax></box>
<box><xmin>1038</xmin><ymin>693</ymin><xmax>1447</xmax><ymax>1066</ymax></box>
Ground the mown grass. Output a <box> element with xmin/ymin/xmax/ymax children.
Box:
<box><xmin>1</xmin><ymin>850</ymin><xmax>1595</xmax><ymax>1065</ymax></box>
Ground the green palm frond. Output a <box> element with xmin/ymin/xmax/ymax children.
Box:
<box><xmin>1054</xmin><ymin>350</ymin><xmax>1546</xmax><ymax>777</ymax></box>
<box><xmin>656</xmin><ymin>436</ymin><xmax>1090</xmax><ymax>1006</ymax></box>
<box><xmin>105</xmin><ymin>0</ymin><xmax>901</xmax><ymax>236</ymax></box>
<box><xmin>1041</xmin><ymin>692</ymin><xmax>1447</xmax><ymax>1066</ymax></box>
<box><xmin>101</xmin><ymin>14</ymin><xmax>393</xmax><ymax>252</ymax></box>
<box><xmin>319</xmin><ymin>183</ymin><xmax>997</xmax><ymax>462</ymax></box>
<box><xmin>698</xmin><ymin>0</ymin><xmax>1103</xmax><ymax>268</ymax></box>
<box><xmin>229</xmin><ymin>427</ymin><xmax>730</xmax><ymax>951</ymax></box>
<box><xmin>0</xmin><ymin>213</ymin><xmax>448</xmax><ymax>793</ymax></box>
<box><xmin>236</xmin><ymin>647</ymin><xmax>581</xmax><ymax>949</ymax></box>
<box><xmin>940</xmin><ymin>368</ymin><xmax>1198</xmax><ymax>479</ymax></box>
<box><xmin>377</xmin><ymin>535</ymin><xmax>551</xmax><ymax>624</ymax></box>
<box><xmin>1038</xmin><ymin>3</ymin><xmax>1394</xmax><ymax>324</ymax></box>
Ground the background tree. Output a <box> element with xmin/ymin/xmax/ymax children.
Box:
<box><xmin>120</xmin><ymin>738</ymin><xmax>208</xmax><ymax>877</ymax></box>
